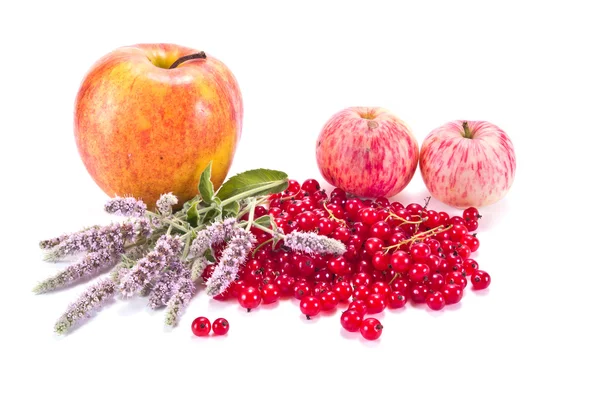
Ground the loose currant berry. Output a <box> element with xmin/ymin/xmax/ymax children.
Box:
<box><xmin>423</xmin><ymin>210</ymin><xmax>441</xmax><ymax>228</ymax></box>
<box><xmin>410</xmin><ymin>243</ymin><xmax>432</xmax><ymax>262</ymax></box>
<box><xmin>406</xmin><ymin>203</ymin><xmax>423</xmax><ymax>215</ymax></box>
<box><xmin>212</xmin><ymin>318</ymin><xmax>229</xmax><ymax>336</ymax></box>
<box><xmin>320</xmin><ymin>291</ymin><xmax>339</xmax><ymax>311</ymax></box>
<box><xmin>353</xmin><ymin>285</ymin><xmax>372</xmax><ymax>301</ymax></box>
<box><xmin>360</xmin><ymin>318</ymin><xmax>384</xmax><ymax>340</ymax></box>
<box><xmin>446</xmin><ymin>271</ymin><xmax>468</xmax><ymax>289</ymax></box>
<box><xmin>333</xmin><ymin>281</ymin><xmax>353</xmax><ymax>301</ymax></box>
<box><xmin>300</xmin><ymin>296</ymin><xmax>321</xmax><ymax>319</ymax></box>
<box><xmin>410</xmin><ymin>284</ymin><xmax>429</xmax><ymax>303</ymax></box>
<box><xmin>364</xmin><ymin>237</ymin><xmax>384</xmax><ymax>256</ymax></box>
<box><xmin>359</xmin><ymin>207</ymin><xmax>379</xmax><ymax>225</ymax></box>
<box><xmin>370</xmin><ymin>221</ymin><xmax>392</xmax><ymax>241</ymax></box>
<box><xmin>464</xmin><ymin>259</ymin><xmax>479</xmax><ymax>275</ymax></box>
<box><xmin>293</xmin><ymin>281</ymin><xmax>313</xmax><ymax>300</ymax></box>
<box><xmin>313</xmin><ymin>281</ymin><xmax>331</xmax><ymax>295</ymax></box>
<box><xmin>371</xmin><ymin>281</ymin><xmax>391</xmax><ymax>296</ymax></box>
<box><xmin>347</xmin><ymin>300</ymin><xmax>368</xmax><ymax>317</ymax></box>
<box><xmin>340</xmin><ymin>310</ymin><xmax>363</xmax><ymax>332</ymax></box>
<box><xmin>296</xmin><ymin>256</ymin><xmax>316</xmax><ymax>277</ymax></box>
<box><xmin>352</xmin><ymin>272</ymin><xmax>373</xmax><ymax>288</ymax></box>
<box><xmin>275</xmin><ymin>274</ymin><xmax>296</xmax><ymax>296</ymax></box>
<box><xmin>365</xmin><ymin>293</ymin><xmax>387</xmax><ymax>314</ymax></box>
<box><xmin>464</xmin><ymin>219</ymin><xmax>479</xmax><ymax>232</ymax></box>
<box><xmin>330</xmin><ymin>187</ymin><xmax>347</xmax><ymax>199</ymax></box>
<box><xmin>438</xmin><ymin>211</ymin><xmax>450</xmax><ymax>225</ymax></box>
<box><xmin>191</xmin><ymin>317</ymin><xmax>211</xmax><ymax>337</ymax></box>
<box><xmin>328</xmin><ymin>256</ymin><xmax>348</xmax><ymax>275</ymax></box>
<box><xmin>301</xmin><ymin>179</ymin><xmax>321</xmax><ymax>194</ymax></box>
<box><xmin>387</xmin><ymin>232</ymin><xmax>408</xmax><ymax>247</ymax></box>
<box><xmin>442</xmin><ymin>283</ymin><xmax>463</xmax><ymax>305</ymax></box>
<box><xmin>449</xmin><ymin>224</ymin><xmax>468</xmax><ymax>241</ymax></box>
<box><xmin>426</xmin><ymin>291</ymin><xmax>446</xmax><ymax>311</ymax></box>
<box><xmin>390</xmin><ymin>250</ymin><xmax>412</xmax><ymax>273</ymax></box>
<box><xmin>425</xmin><ymin>254</ymin><xmax>442</xmax><ymax>271</ymax></box>
<box><xmin>409</xmin><ymin>263</ymin><xmax>431</xmax><ymax>283</ymax></box>
<box><xmin>317</xmin><ymin>218</ymin><xmax>335</xmax><ymax>235</ymax></box>
<box><xmin>428</xmin><ymin>273</ymin><xmax>446</xmax><ymax>292</ymax></box>
<box><xmin>456</xmin><ymin>244</ymin><xmax>472</xmax><ymax>260</ymax></box>
<box><xmin>261</xmin><ymin>283</ymin><xmax>281</xmax><ymax>304</ymax></box>
<box><xmin>440</xmin><ymin>240</ymin><xmax>456</xmax><ymax>254</ymax></box>
<box><xmin>461</xmin><ymin>234</ymin><xmax>480</xmax><ymax>252</ymax></box>
<box><xmin>463</xmin><ymin>207</ymin><xmax>481</xmax><ymax>221</ymax></box>
<box><xmin>332</xmin><ymin>226</ymin><xmax>351</xmax><ymax>242</ymax></box>
<box><xmin>388</xmin><ymin>291</ymin><xmax>408</xmax><ymax>308</ymax></box>
<box><xmin>390</xmin><ymin>278</ymin><xmax>411</xmax><ymax>295</ymax></box>
<box><xmin>285</xmin><ymin>180</ymin><xmax>301</xmax><ymax>196</ymax></box>
<box><xmin>344</xmin><ymin>198</ymin><xmax>364</xmax><ymax>219</ymax></box>
<box><xmin>238</xmin><ymin>286</ymin><xmax>262</xmax><ymax>312</ymax></box>
<box><xmin>296</xmin><ymin>211</ymin><xmax>318</xmax><ymax>231</ymax></box>
<box><xmin>471</xmin><ymin>270</ymin><xmax>491</xmax><ymax>290</ymax></box>
<box><xmin>372</xmin><ymin>251</ymin><xmax>392</xmax><ymax>271</ymax></box>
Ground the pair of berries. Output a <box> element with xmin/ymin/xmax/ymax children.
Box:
<box><xmin>191</xmin><ymin>317</ymin><xmax>229</xmax><ymax>337</ymax></box>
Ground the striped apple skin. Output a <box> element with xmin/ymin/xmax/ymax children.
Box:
<box><xmin>316</xmin><ymin>107</ymin><xmax>419</xmax><ymax>198</ymax></box>
<box><xmin>419</xmin><ymin>120</ymin><xmax>516</xmax><ymax>208</ymax></box>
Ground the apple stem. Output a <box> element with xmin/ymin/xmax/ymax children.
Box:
<box><xmin>169</xmin><ymin>52</ymin><xmax>207</xmax><ymax>69</ymax></box>
<box><xmin>462</xmin><ymin>121</ymin><xmax>473</xmax><ymax>139</ymax></box>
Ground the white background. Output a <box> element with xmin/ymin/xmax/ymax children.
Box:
<box><xmin>1</xmin><ymin>1</ymin><xmax>599</xmax><ymax>399</ymax></box>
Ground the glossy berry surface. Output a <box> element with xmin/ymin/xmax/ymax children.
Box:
<box><xmin>471</xmin><ymin>270</ymin><xmax>491</xmax><ymax>290</ymax></box>
<box><xmin>238</xmin><ymin>286</ymin><xmax>262</xmax><ymax>312</ymax></box>
<box><xmin>212</xmin><ymin>318</ymin><xmax>229</xmax><ymax>335</ymax></box>
<box><xmin>300</xmin><ymin>296</ymin><xmax>322</xmax><ymax>319</ymax></box>
<box><xmin>191</xmin><ymin>317</ymin><xmax>211</xmax><ymax>337</ymax></box>
<box><xmin>426</xmin><ymin>291</ymin><xmax>446</xmax><ymax>311</ymax></box>
<box><xmin>360</xmin><ymin>318</ymin><xmax>384</xmax><ymax>340</ymax></box>
<box><xmin>340</xmin><ymin>310</ymin><xmax>363</xmax><ymax>332</ymax></box>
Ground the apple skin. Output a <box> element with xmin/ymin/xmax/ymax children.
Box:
<box><xmin>74</xmin><ymin>43</ymin><xmax>243</xmax><ymax>206</ymax></box>
<box><xmin>316</xmin><ymin>107</ymin><xmax>419</xmax><ymax>198</ymax></box>
<box><xmin>419</xmin><ymin>120</ymin><xmax>516</xmax><ymax>208</ymax></box>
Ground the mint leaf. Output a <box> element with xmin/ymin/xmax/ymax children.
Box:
<box><xmin>186</xmin><ymin>200</ymin><xmax>200</xmax><ymax>227</ymax></box>
<box><xmin>216</xmin><ymin>169</ymin><xmax>288</xmax><ymax>204</ymax></box>
<box><xmin>198</xmin><ymin>161</ymin><xmax>215</xmax><ymax>202</ymax></box>
<box><xmin>253</xmin><ymin>215</ymin><xmax>273</xmax><ymax>229</ymax></box>
<box><xmin>222</xmin><ymin>201</ymin><xmax>240</xmax><ymax>218</ymax></box>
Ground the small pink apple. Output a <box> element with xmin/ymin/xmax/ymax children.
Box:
<box><xmin>316</xmin><ymin>107</ymin><xmax>419</xmax><ymax>198</ymax></box>
<box><xmin>419</xmin><ymin>120</ymin><xmax>516</xmax><ymax>208</ymax></box>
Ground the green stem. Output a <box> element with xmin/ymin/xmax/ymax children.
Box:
<box><xmin>245</xmin><ymin>200</ymin><xmax>257</xmax><ymax>232</ymax></box>
<box><xmin>181</xmin><ymin>234</ymin><xmax>192</xmax><ymax>259</ymax></box>
<box><xmin>252</xmin><ymin>237</ymin><xmax>275</xmax><ymax>257</ymax></box>
<box><xmin>220</xmin><ymin>180</ymin><xmax>288</xmax><ymax>207</ymax></box>
<box><xmin>462</xmin><ymin>121</ymin><xmax>473</xmax><ymax>139</ymax></box>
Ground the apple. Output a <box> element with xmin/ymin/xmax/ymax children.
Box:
<box><xmin>419</xmin><ymin>120</ymin><xmax>516</xmax><ymax>208</ymax></box>
<box><xmin>74</xmin><ymin>43</ymin><xmax>243</xmax><ymax>206</ymax></box>
<box><xmin>316</xmin><ymin>107</ymin><xmax>419</xmax><ymax>198</ymax></box>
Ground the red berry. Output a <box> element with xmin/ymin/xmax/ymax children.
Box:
<box><xmin>353</xmin><ymin>285</ymin><xmax>372</xmax><ymax>301</ymax></box>
<box><xmin>463</xmin><ymin>207</ymin><xmax>481</xmax><ymax>221</ymax></box>
<box><xmin>286</xmin><ymin>180</ymin><xmax>301</xmax><ymax>195</ymax></box>
<box><xmin>328</xmin><ymin>256</ymin><xmax>348</xmax><ymax>275</ymax></box>
<box><xmin>442</xmin><ymin>283</ymin><xmax>463</xmax><ymax>305</ymax></box>
<box><xmin>317</xmin><ymin>218</ymin><xmax>335</xmax><ymax>235</ymax></box>
<box><xmin>191</xmin><ymin>317</ymin><xmax>211</xmax><ymax>337</ymax></box>
<box><xmin>347</xmin><ymin>299</ymin><xmax>368</xmax><ymax>317</ymax></box>
<box><xmin>320</xmin><ymin>291</ymin><xmax>339</xmax><ymax>311</ymax></box>
<box><xmin>471</xmin><ymin>270</ymin><xmax>491</xmax><ymax>290</ymax></box>
<box><xmin>410</xmin><ymin>284</ymin><xmax>429</xmax><ymax>303</ymax></box>
<box><xmin>364</xmin><ymin>237</ymin><xmax>384</xmax><ymax>256</ymax></box>
<box><xmin>410</xmin><ymin>243</ymin><xmax>431</xmax><ymax>262</ymax></box>
<box><xmin>388</xmin><ymin>291</ymin><xmax>407</xmax><ymax>308</ymax></box>
<box><xmin>464</xmin><ymin>259</ymin><xmax>479</xmax><ymax>275</ymax></box>
<box><xmin>426</xmin><ymin>291</ymin><xmax>446</xmax><ymax>311</ymax></box>
<box><xmin>293</xmin><ymin>281</ymin><xmax>313</xmax><ymax>300</ymax></box>
<box><xmin>461</xmin><ymin>234</ymin><xmax>480</xmax><ymax>252</ymax></box>
<box><xmin>371</xmin><ymin>281</ymin><xmax>391</xmax><ymax>296</ymax></box>
<box><xmin>408</xmin><ymin>263</ymin><xmax>431</xmax><ymax>283</ymax></box>
<box><xmin>261</xmin><ymin>283</ymin><xmax>281</xmax><ymax>304</ymax></box>
<box><xmin>340</xmin><ymin>310</ymin><xmax>363</xmax><ymax>332</ymax></box>
<box><xmin>449</xmin><ymin>224</ymin><xmax>468</xmax><ymax>241</ymax></box>
<box><xmin>365</xmin><ymin>293</ymin><xmax>387</xmax><ymax>314</ymax></box>
<box><xmin>446</xmin><ymin>271</ymin><xmax>468</xmax><ymax>289</ymax></box>
<box><xmin>390</xmin><ymin>278</ymin><xmax>410</xmax><ymax>295</ymax></box>
<box><xmin>333</xmin><ymin>281</ymin><xmax>353</xmax><ymax>301</ymax></box>
<box><xmin>212</xmin><ymin>318</ymin><xmax>229</xmax><ymax>335</ymax></box>
<box><xmin>330</xmin><ymin>187</ymin><xmax>347</xmax><ymax>199</ymax></box>
<box><xmin>359</xmin><ymin>207</ymin><xmax>379</xmax><ymax>225</ymax></box>
<box><xmin>300</xmin><ymin>296</ymin><xmax>321</xmax><ymax>319</ymax></box>
<box><xmin>332</xmin><ymin>226</ymin><xmax>351</xmax><ymax>242</ymax></box>
<box><xmin>372</xmin><ymin>251</ymin><xmax>392</xmax><ymax>271</ymax></box>
<box><xmin>428</xmin><ymin>273</ymin><xmax>446</xmax><ymax>291</ymax></box>
<box><xmin>390</xmin><ymin>251</ymin><xmax>412</xmax><ymax>273</ymax></box>
<box><xmin>464</xmin><ymin>219</ymin><xmax>479</xmax><ymax>232</ymax></box>
<box><xmin>370</xmin><ymin>221</ymin><xmax>391</xmax><ymax>241</ymax></box>
<box><xmin>360</xmin><ymin>318</ymin><xmax>383</xmax><ymax>340</ymax></box>
<box><xmin>274</xmin><ymin>274</ymin><xmax>296</xmax><ymax>296</ymax></box>
<box><xmin>301</xmin><ymin>179</ymin><xmax>321</xmax><ymax>194</ymax></box>
<box><xmin>238</xmin><ymin>286</ymin><xmax>262</xmax><ymax>312</ymax></box>
<box><xmin>352</xmin><ymin>272</ymin><xmax>372</xmax><ymax>288</ymax></box>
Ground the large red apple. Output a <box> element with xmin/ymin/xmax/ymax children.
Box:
<box><xmin>74</xmin><ymin>43</ymin><xmax>243</xmax><ymax>206</ymax></box>
<box><xmin>419</xmin><ymin>120</ymin><xmax>516</xmax><ymax>208</ymax></box>
<box><xmin>316</xmin><ymin>107</ymin><xmax>419</xmax><ymax>198</ymax></box>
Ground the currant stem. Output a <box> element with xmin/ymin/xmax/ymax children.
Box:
<box><xmin>383</xmin><ymin>224</ymin><xmax>453</xmax><ymax>252</ymax></box>
<box><xmin>169</xmin><ymin>51</ymin><xmax>206</xmax><ymax>69</ymax></box>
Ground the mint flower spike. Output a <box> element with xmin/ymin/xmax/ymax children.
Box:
<box><xmin>54</xmin><ymin>278</ymin><xmax>117</xmax><ymax>334</ymax></box>
<box><xmin>205</xmin><ymin>228</ymin><xmax>256</xmax><ymax>297</ymax></box>
<box><xmin>156</xmin><ymin>193</ymin><xmax>178</xmax><ymax>216</ymax></box>
<box><xmin>119</xmin><ymin>234</ymin><xmax>183</xmax><ymax>298</ymax></box>
<box><xmin>34</xmin><ymin>249</ymin><xmax>116</xmax><ymax>294</ymax></box>
<box><xmin>283</xmin><ymin>231</ymin><xmax>347</xmax><ymax>256</ymax></box>
<box><xmin>104</xmin><ymin>196</ymin><xmax>147</xmax><ymax>217</ymax></box>
<box><xmin>43</xmin><ymin>219</ymin><xmax>152</xmax><ymax>262</ymax></box>
<box><xmin>190</xmin><ymin>258</ymin><xmax>210</xmax><ymax>281</ymax></box>
<box><xmin>189</xmin><ymin>217</ymin><xmax>237</xmax><ymax>257</ymax></box>
<box><xmin>164</xmin><ymin>277</ymin><xmax>195</xmax><ymax>327</ymax></box>
<box><xmin>148</xmin><ymin>260</ymin><xmax>189</xmax><ymax>309</ymax></box>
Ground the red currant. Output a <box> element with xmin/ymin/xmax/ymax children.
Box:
<box><xmin>390</xmin><ymin>278</ymin><xmax>410</xmax><ymax>295</ymax></box>
<box><xmin>300</xmin><ymin>296</ymin><xmax>321</xmax><ymax>319</ymax></box>
<box><xmin>353</xmin><ymin>285</ymin><xmax>372</xmax><ymax>301</ymax></box>
<box><xmin>238</xmin><ymin>286</ymin><xmax>262</xmax><ymax>312</ymax></box>
<box><xmin>360</xmin><ymin>318</ymin><xmax>383</xmax><ymax>340</ymax></box>
<box><xmin>463</xmin><ymin>207</ymin><xmax>481</xmax><ymax>221</ymax></box>
<box><xmin>409</xmin><ymin>263</ymin><xmax>431</xmax><ymax>283</ymax></box>
<box><xmin>320</xmin><ymin>291</ymin><xmax>339</xmax><ymax>311</ymax></box>
<box><xmin>301</xmin><ymin>179</ymin><xmax>321</xmax><ymax>194</ymax></box>
<box><xmin>442</xmin><ymin>284</ymin><xmax>463</xmax><ymax>305</ymax></box>
<box><xmin>364</xmin><ymin>237</ymin><xmax>384</xmax><ymax>256</ymax></box>
<box><xmin>191</xmin><ymin>317</ymin><xmax>211</xmax><ymax>336</ymax></box>
<box><xmin>352</xmin><ymin>272</ymin><xmax>373</xmax><ymax>288</ymax></box>
<box><xmin>340</xmin><ymin>310</ymin><xmax>363</xmax><ymax>332</ymax></box>
<box><xmin>365</xmin><ymin>293</ymin><xmax>387</xmax><ymax>314</ymax></box>
<box><xmin>410</xmin><ymin>284</ymin><xmax>429</xmax><ymax>303</ymax></box>
<box><xmin>347</xmin><ymin>299</ymin><xmax>368</xmax><ymax>317</ymax></box>
<box><xmin>293</xmin><ymin>281</ymin><xmax>313</xmax><ymax>300</ymax></box>
<box><xmin>371</xmin><ymin>281</ymin><xmax>391</xmax><ymax>296</ymax></box>
<box><xmin>372</xmin><ymin>251</ymin><xmax>392</xmax><ymax>271</ymax></box>
<box><xmin>461</xmin><ymin>234</ymin><xmax>480</xmax><ymax>252</ymax></box>
<box><xmin>388</xmin><ymin>291</ymin><xmax>408</xmax><ymax>308</ymax></box>
<box><xmin>212</xmin><ymin>318</ymin><xmax>229</xmax><ymax>335</ymax></box>
<box><xmin>446</xmin><ymin>271</ymin><xmax>468</xmax><ymax>289</ymax></box>
<box><xmin>370</xmin><ymin>221</ymin><xmax>391</xmax><ymax>241</ymax></box>
<box><xmin>410</xmin><ymin>243</ymin><xmax>431</xmax><ymax>262</ymax></box>
<box><xmin>471</xmin><ymin>270</ymin><xmax>491</xmax><ymax>290</ymax></box>
<box><xmin>464</xmin><ymin>259</ymin><xmax>479</xmax><ymax>275</ymax></box>
<box><xmin>333</xmin><ymin>281</ymin><xmax>353</xmax><ymax>301</ymax></box>
<box><xmin>390</xmin><ymin>250</ymin><xmax>412</xmax><ymax>273</ymax></box>
<box><xmin>359</xmin><ymin>207</ymin><xmax>379</xmax><ymax>225</ymax></box>
<box><xmin>261</xmin><ymin>283</ymin><xmax>281</xmax><ymax>304</ymax></box>
<box><xmin>426</xmin><ymin>291</ymin><xmax>446</xmax><ymax>310</ymax></box>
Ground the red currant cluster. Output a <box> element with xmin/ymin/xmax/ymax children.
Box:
<box><xmin>197</xmin><ymin>179</ymin><xmax>491</xmax><ymax>341</ymax></box>
<box><xmin>191</xmin><ymin>316</ymin><xmax>229</xmax><ymax>337</ymax></box>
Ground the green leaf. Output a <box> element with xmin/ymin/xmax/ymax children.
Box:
<box><xmin>216</xmin><ymin>169</ymin><xmax>288</xmax><ymax>203</ymax></box>
<box><xmin>253</xmin><ymin>215</ymin><xmax>273</xmax><ymax>229</ymax></box>
<box><xmin>201</xmin><ymin>206</ymin><xmax>222</xmax><ymax>225</ymax></box>
<box><xmin>198</xmin><ymin>161</ymin><xmax>215</xmax><ymax>202</ymax></box>
<box><xmin>186</xmin><ymin>201</ymin><xmax>200</xmax><ymax>227</ymax></box>
<box><xmin>203</xmin><ymin>248</ymin><xmax>216</xmax><ymax>263</ymax></box>
<box><xmin>222</xmin><ymin>201</ymin><xmax>240</xmax><ymax>218</ymax></box>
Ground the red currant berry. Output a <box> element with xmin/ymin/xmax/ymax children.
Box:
<box><xmin>320</xmin><ymin>290</ymin><xmax>339</xmax><ymax>311</ymax></box>
<box><xmin>360</xmin><ymin>318</ymin><xmax>383</xmax><ymax>340</ymax></box>
<box><xmin>409</xmin><ymin>263</ymin><xmax>431</xmax><ymax>283</ymax></box>
<box><xmin>428</xmin><ymin>273</ymin><xmax>446</xmax><ymax>291</ymax></box>
<box><xmin>286</xmin><ymin>180</ymin><xmax>301</xmax><ymax>195</ymax></box>
<box><xmin>390</xmin><ymin>250</ymin><xmax>412</xmax><ymax>273</ymax></box>
<box><xmin>371</xmin><ymin>281</ymin><xmax>391</xmax><ymax>296</ymax></box>
<box><xmin>347</xmin><ymin>299</ymin><xmax>368</xmax><ymax>316</ymax></box>
<box><xmin>464</xmin><ymin>219</ymin><xmax>479</xmax><ymax>232</ymax></box>
<box><xmin>426</xmin><ymin>291</ymin><xmax>446</xmax><ymax>311</ymax></box>
<box><xmin>464</xmin><ymin>259</ymin><xmax>479</xmax><ymax>275</ymax></box>
<box><xmin>365</xmin><ymin>293</ymin><xmax>387</xmax><ymax>314</ymax></box>
<box><xmin>313</xmin><ymin>281</ymin><xmax>331</xmax><ymax>295</ymax></box>
<box><xmin>463</xmin><ymin>207</ymin><xmax>481</xmax><ymax>221</ymax></box>
<box><xmin>301</xmin><ymin>179</ymin><xmax>321</xmax><ymax>194</ymax></box>
<box><xmin>353</xmin><ymin>285</ymin><xmax>372</xmax><ymax>301</ymax></box>
<box><xmin>442</xmin><ymin>283</ymin><xmax>463</xmax><ymax>305</ymax></box>
<box><xmin>293</xmin><ymin>281</ymin><xmax>313</xmax><ymax>300</ymax></box>
<box><xmin>370</xmin><ymin>221</ymin><xmax>391</xmax><ymax>241</ymax></box>
<box><xmin>344</xmin><ymin>198</ymin><xmax>364</xmax><ymax>219</ymax></box>
<box><xmin>296</xmin><ymin>211</ymin><xmax>318</xmax><ymax>231</ymax></box>
<box><xmin>364</xmin><ymin>237</ymin><xmax>384</xmax><ymax>256</ymax></box>
<box><xmin>438</xmin><ymin>211</ymin><xmax>450</xmax><ymax>224</ymax></box>
<box><xmin>456</xmin><ymin>244</ymin><xmax>472</xmax><ymax>260</ymax></box>
<box><xmin>372</xmin><ymin>251</ymin><xmax>391</xmax><ymax>271</ymax></box>
<box><xmin>359</xmin><ymin>207</ymin><xmax>379</xmax><ymax>225</ymax></box>
<box><xmin>446</xmin><ymin>271</ymin><xmax>468</xmax><ymax>289</ymax></box>
<box><xmin>300</xmin><ymin>296</ymin><xmax>321</xmax><ymax>319</ymax></box>
<box><xmin>449</xmin><ymin>224</ymin><xmax>468</xmax><ymax>241</ymax></box>
<box><xmin>390</xmin><ymin>278</ymin><xmax>410</xmax><ymax>295</ymax></box>
<box><xmin>328</xmin><ymin>256</ymin><xmax>348</xmax><ymax>275</ymax></box>
<box><xmin>461</xmin><ymin>234</ymin><xmax>480</xmax><ymax>252</ymax></box>
<box><xmin>410</xmin><ymin>284</ymin><xmax>429</xmax><ymax>303</ymax></box>
<box><xmin>191</xmin><ymin>317</ymin><xmax>211</xmax><ymax>336</ymax></box>
<box><xmin>423</xmin><ymin>210</ymin><xmax>441</xmax><ymax>228</ymax></box>
<box><xmin>330</xmin><ymin>187</ymin><xmax>347</xmax><ymax>199</ymax></box>
<box><xmin>212</xmin><ymin>318</ymin><xmax>229</xmax><ymax>335</ymax></box>
<box><xmin>340</xmin><ymin>310</ymin><xmax>363</xmax><ymax>332</ymax></box>
<box><xmin>333</xmin><ymin>281</ymin><xmax>353</xmax><ymax>301</ymax></box>
<box><xmin>352</xmin><ymin>272</ymin><xmax>373</xmax><ymax>288</ymax></box>
<box><xmin>261</xmin><ymin>283</ymin><xmax>281</xmax><ymax>304</ymax></box>
<box><xmin>317</xmin><ymin>218</ymin><xmax>335</xmax><ymax>235</ymax></box>
<box><xmin>388</xmin><ymin>291</ymin><xmax>408</xmax><ymax>308</ymax></box>
<box><xmin>332</xmin><ymin>226</ymin><xmax>351</xmax><ymax>242</ymax></box>
<box><xmin>410</xmin><ymin>243</ymin><xmax>432</xmax><ymax>262</ymax></box>
<box><xmin>406</xmin><ymin>203</ymin><xmax>423</xmax><ymax>215</ymax></box>
<box><xmin>471</xmin><ymin>270</ymin><xmax>491</xmax><ymax>290</ymax></box>
<box><xmin>238</xmin><ymin>286</ymin><xmax>262</xmax><ymax>312</ymax></box>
